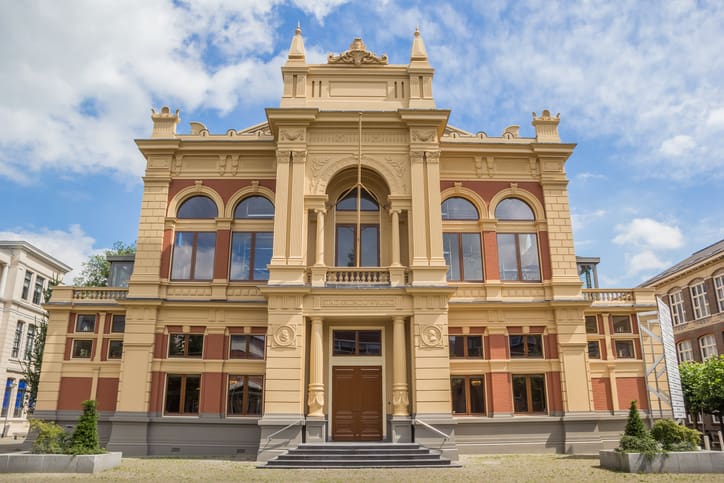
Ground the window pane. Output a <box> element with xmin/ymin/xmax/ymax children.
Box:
<box><xmin>169</xmin><ymin>334</ymin><xmax>186</xmax><ymax>356</ymax></box>
<box><xmin>449</xmin><ymin>336</ymin><xmax>464</xmax><ymax>358</ymax></box>
<box><xmin>443</xmin><ymin>233</ymin><xmax>461</xmax><ymax>281</ymax></box>
<box><xmin>518</xmin><ymin>234</ymin><xmax>540</xmax><ymax>281</ymax></box>
<box><xmin>111</xmin><ymin>315</ymin><xmax>126</xmax><ymax>333</ymax></box>
<box><xmin>451</xmin><ymin>377</ymin><xmax>467</xmax><ymax>414</ymax></box>
<box><xmin>441</xmin><ymin>197</ymin><xmax>478</xmax><ymax>220</ymax></box>
<box><xmin>108</xmin><ymin>340</ymin><xmax>123</xmax><ymax>359</ymax></box>
<box><xmin>530</xmin><ymin>375</ymin><xmax>547</xmax><ymax>412</ymax></box>
<box><xmin>467</xmin><ymin>336</ymin><xmax>483</xmax><ymax>358</ymax></box>
<box><xmin>76</xmin><ymin>314</ymin><xmax>95</xmax><ymax>332</ymax></box>
<box><xmin>509</xmin><ymin>335</ymin><xmax>525</xmax><ymax>357</ymax></box>
<box><xmin>469</xmin><ymin>377</ymin><xmax>485</xmax><ymax>414</ymax></box>
<box><xmin>253</xmin><ymin>233</ymin><xmax>273</xmax><ymax>280</ymax></box>
<box><xmin>461</xmin><ymin>233</ymin><xmax>483</xmax><ymax>280</ymax></box>
<box><xmin>165</xmin><ymin>375</ymin><xmax>181</xmax><ymax>413</ymax></box>
<box><xmin>187</xmin><ymin>335</ymin><xmax>204</xmax><ymax>357</ymax></box>
<box><xmin>585</xmin><ymin>316</ymin><xmax>598</xmax><ymax>334</ymax></box>
<box><xmin>337</xmin><ymin>188</ymin><xmax>378</xmax><ymax>211</ymax></box>
<box><xmin>360</xmin><ymin>226</ymin><xmax>379</xmax><ymax>267</ymax></box>
<box><xmin>171</xmin><ymin>232</ymin><xmax>194</xmax><ymax>279</ymax></box>
<box><xmin>526</xmin><ymin>335</ymin><xmax>543</xmax><ymax>357</ymax></box>
<box><xmin>183</xmin><ymin>376</ymin><xmax>201</xmax><ymax>414</ymax></box>
<box><xmin>615</xmin><ymin>340</ymin><xmax>634</xmax><ymax>358</ymax></box>
<box><xmin>178</xmin><ymin>196</ymin><xmax>217</xmax><ymax>219</ymax></box>
<box><xmin>358</xmin><ymin>330</ymin><xmax>381</xmax><ymax>355</ymax></box>
<box><xmin>512</xmin><ymin>376</ymin><xmax>528</xmax><ymax>412</ymax></box>
<box><xmin>333</xmin><ymin>331</ymin><xmax>356</xmax><ymax>355</ymax></box>
<box><xmin>612</xmin><ymin>316</ymin><xmax>631</xmax><ymax>333</ymax></box>
<box><xmin>588</xmin><ymin>341</ymin><xmax>600</xmax><ymax>359</ymax></box>
<box><xmin>230</xmin><ymin>233</ymin><xmax>252</xmax><ymax>280</ymax></box>
<box><xmin>246</xmin><ymin>376</ymin><xmax>263</xmax><ymax>415</ymax></box>
<box><xmin>336</xmin><ymin>226</ymin><xmax>355</xmax><ymax>267</ymax></box>
<box><xmin>72</xmin><ymin>340</ymin><xmax>92</xmax><ymax>358</ymax></box>
<box><xmin>249</xmin><ymin>335</ymin><xmax>265</xmax><ymax>359</ymax></box>
<box><xmin>194</xmin><ymin>233</ymin><xmax>216</xmax><ymax>280</ymax></box>
<box><xmin>495</xmin><ymin>198</ymin><xmax>534</xmax><ymax>220</ymax></box>
<box><xmin>234</xmin><ymin>196</ymin><xmax>274</xmax><ymax>219</ymax></box>
<box><xmin>227</xmin><ymin>375</ymin><xmax>245</xmax><ymax>415</ymax></box>
<box><xmin>230</xmin><ymin>335</ymin><xmax>249</xmax><ymax>358</ymax></box>
<box><xmin>497</xmin><ymin>234</ymin><xmax>518</xmax><ymax>281</ymax></box>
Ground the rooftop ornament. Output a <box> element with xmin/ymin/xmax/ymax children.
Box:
<box><xmin>327</xmin><ymin>38</ymin><xmax>388</xmax><ymax>66</ymax></box>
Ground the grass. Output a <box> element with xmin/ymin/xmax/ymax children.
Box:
<box><xmin>2</xmin><ymin>454</ymin><xmax>723</xmax><ymax>482</ymax></box>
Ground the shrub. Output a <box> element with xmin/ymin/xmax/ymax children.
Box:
<box><xmin>68</xmin><ymin>400</ymin><xmax>103</xmax><ymax>455</ymax></box>
<box><xmin>618</xmin><ymin>434</ymin><xmax>661</xmax><ymax>456</ymax></box>
<box><xmin>29</xmin><ymin>419</ymin><xmax>68</xmax><ymax>454</ymax></box>
<box><xmin>651</xmin><ymin>419</ymin><xmax>701</xmax><ymax>451</ymax></box>
<box><xmin>623</xmin><ymin>400</ymin><xmax>648</xmax><ymax>438</ymax></box>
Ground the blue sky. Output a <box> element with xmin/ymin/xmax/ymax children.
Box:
<box><xmin>1</xmin><ymin>0</ymin><xmax>722</xmax><ymax>286</ymax></box>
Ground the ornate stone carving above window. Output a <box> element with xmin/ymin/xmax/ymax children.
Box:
<box><xmin>327</xmin><ymin>38</ymin><xmax>388</xmax><ymax>65</ymax></box>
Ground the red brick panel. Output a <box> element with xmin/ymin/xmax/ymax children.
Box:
<box><xmin>482</xmin><ymin>231</ymin><xmax>500</xmax><ymax>280</ymax></box>
<box><xmin>631</xmin><ymin>316</ymin><xmax>639</xmax><ymax>334</ymax></box>
<box><xmin>58</xmin><ymin>377</ymin><xmax>92</xmax><ymax>410</ymax></box>
<box><xmin>96</xmin><ymin>378</ymin><xmax>119</xmax><ymax>412</ymax></box>
<box><xmin>190</xmin><ymin>326</ymin><xmax>206</xmax><ymax>334</ymax></box>
<box><xmin>64</xmin><ymin>338</ymin><xmax>72</xmax><ymax>361</ymax></box>
<box><xmin>546</xmin><ymin>372</ymin><xmax>563</xmax><ymax>412</ymax></box>
<box><xmin>94</xmin><ymin>314</ymin><xmax>100</xmax><ymax>334</ymax></box>
<box><xmin>200</xmin><ymin>372</ymin><xmax>225</xmax><ymax>415</ymax></box>
<box><xmin>168</xmin><ymin>179</ymin><xmax>276</xmax><ymax>204</ymax></box>
<box><xmin>705</xmin><ymin>278</ymin><xmax>719</xmax><ymax>315</ymax></box>
<box><xmin>228</xmin><ymin>327</ymin><xmax>245</xmax><ymax>334</ymax></box>
<box><xmin>103</xmin><ymin>314</ymin><xmax>111</xmax><ymax>334</ymax></box>
<box><xmin>529</xmin><ymin>326</ymin><xmax>545</xmax><ymax>334</ymax></box>
<box><xmin>633</xmin><ymin>339</ymin><xmax>642</xmax><ymax>359</ymax></box>
<box><xmin>490</xmin><ymin>372</ymin><xmax>513</xmax><ymax>414</ymax></box>
<box><xmin>597</xmin><ymin>315</ymin><xmax>605</xmax><ymax>335</ymax></box>
<box><xmin>591</xmin><ymin>377</ymin><xmax>613</xmax><ymax>410</ymax></box>
<box><xmin>545</xmin><ymin>334</ymin><xmax>558</xmax><ymax>359</ymax></box>
<box><xmin>483</xmin><ymin>335</ymin><xmax>490</xmax><ymax>360</ymax></box>
<box><xmin>160</xmin><ymin>228</ymin><xmax>173</xmax><ymax>279</ymax></box>
<box><xmin>616</xmin><ymin>377</ymin><xmax>648</xmax><ymax>410</ymax></box>
<box><xmin>538</xmin><ymin>231</ymin><xmax>552</xmax><ymax>281</ymax></box>
<box><xmin>205</xmin><ymin>334</ymin><xmax>224</xmax><ymax>360</ymax></box>
<box><xmin>448</xmin><ymin>327</ymin><xmax>463</xmax><ymax>335</ymax></box>
<box><xmin>600</xmin><ymin>338</ymin><xmax>608</xmax><ymax>360</ymax></box>
<box><xmin>214</xmin><ymin>229</ymin><xmax>231</xmax><ymax>279</ymax></box>
<box><xmin>67</xmin><ymin>312</ymin><xmax>76</xmax><ymax>333</ymax></box>
<box><xmin>488</xmin><ymin>334</ymin><xmax>508</xmax><ymax>359</ymax></box>
<box><xmin>149</xmin><ymin>371</ymin><xmax>164</xmax><ymax>413</ymax></box>
<box><xmin>101</xmin><ymin>339</ymin><xmax>109</xmax><ymax>362</ymax></box>
<box><xmin>153</xmin><ymin>333</ymin><xmax>167</xmax><ymax>359</ymax></box>
<box><xmin>469</xmin><ymin>327</ymin><xmax>485</xmax><ymax>334</ymax></box>
<box><xmin>251</xmin><ymin>326</ymin><xmax>267</xmax><ymax>334</ymax></box>
<box><xmin>439</xmin><ymin>180</ymin><xmax>545</xmax><ymax>207</ymax></box>
<box><xmin>507</xmin><ymin>326</ymin><xmax>523</xmax><ymax>334</ymax></box>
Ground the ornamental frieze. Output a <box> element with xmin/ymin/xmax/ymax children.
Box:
<box><xmin>306</xmin><ymin>154</ymin><xmax>408</xmax><ymax>195</ymax></box>
<box><xmin>327</xmin><ymin>37</ymin><xmax>388</xmax><ymax>66</ymax></box>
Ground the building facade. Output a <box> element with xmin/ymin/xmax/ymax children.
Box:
<box><xmin>37</xmin><ymin>29</ymin><xmax>674</xmax><ymax>460</ymax></box>
<box><xmin>0</xmin><ymin>241</ymin><xmax>70</xmax><ymax>437</ymax></box>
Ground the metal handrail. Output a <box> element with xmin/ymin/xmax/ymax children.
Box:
<box><xmin>413</xmin><ymin>418</ymin><xmax>450</xmax><ymax>445</ymax></box>
<box><xmin>262</xmin><ymin>419</ymin><xmax>305</xmax><ymax>447</ymax></box>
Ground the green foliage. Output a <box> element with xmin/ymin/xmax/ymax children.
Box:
<box><xmin>623</xmin><ymin>400</ymin><xmax>648</xmax><ymax>438</ymax></box>
<box><xmin>29</xmin><ymin>419</ymin><xmax>68</xmax><ymax>454</ymax></box>
<box><xmin>68</xmin><ymin>400</ymin><xmax>103</xmax><ymax>455</ymax></box>
<box><xmin>73</xmin><ymin>241</ymin><xmax>135</xmax><ymax>287</ymax></box>
<box><xmin>680</xmin><ymin>356</ymin><xmax>724</xmax><ymax>424</ymax></box>
<box><xmin>679</xmin><ymin>361</ymin><xmax>706</xmax><ymax>419</ymax></box>
<box><xmin>618</xmin><ymin>434</ymin><xmax>661</xmax><ymax>456</ymax></box>
<box><xmin>651</xmin><ymin>419</ymin><xmax>701</xmax><ymax>451</ymax></box>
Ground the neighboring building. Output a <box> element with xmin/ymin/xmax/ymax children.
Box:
<box><xmin>640</xmin><ymin>239</ymin><xmax>724</xmax><ymax>433</ymax></box>
<box><xmin>0</xmin><ymin>241</ymin><xmax>71</xmax><ymax>437</ymax></box>
<box><xmin>37</xmin><ymin>29</ymin><xmax>674</xmax><ymax>460</ymax></box>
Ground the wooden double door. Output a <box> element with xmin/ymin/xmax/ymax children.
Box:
<box><xmin>331</xmin><ymin>366</ymin><xmax>383</xmax><ymax>441</ymax></box>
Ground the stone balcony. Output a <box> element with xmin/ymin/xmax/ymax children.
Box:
<box><xmin>582</xmin><ymin>288</ymin><xmax>656</xmax><ymax>307</ymax></box>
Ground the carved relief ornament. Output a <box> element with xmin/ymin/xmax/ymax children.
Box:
<box><xmin>420</xmin><ymin>325</ymin><xmax>443</xmax><ymax>348</ymax></box>
<box><xmin>280</xmin><ymin>128</ymin><xmax>305</xmax><ymax>142</ymax></box>
<box><xmin>272</xmin><ymin>325</ymin><xmax>296</xmax><ymax>348</ymax></box>
<box><xmin>327</xmin><ymin>37</ymin><xmax>388</xmax><ymax>65</ymax></box>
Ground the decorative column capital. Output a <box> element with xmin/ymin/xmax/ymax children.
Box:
<box><xmin>276</xmin><ymin>150</ymin><xmax>291</xmax><ymax>164</ymax></box>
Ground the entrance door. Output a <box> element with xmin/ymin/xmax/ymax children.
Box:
<box><xmin>332</xmin><ymin>366</ymin><xmax>382</xmax><ymax>441</ymax></box>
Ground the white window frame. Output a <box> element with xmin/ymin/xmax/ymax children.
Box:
<box><xmin>677</xmin><ymin>340</ymin><xmax>694</xmax><ymax>362</ymax></box>
<box><xmin>690</xmin><ymin>282</ymin><xmax>710</xmax><ymax>319</ymax></box>
<box><xmin>715</xmin><ymin>274</ymin><xmax>724</xmax><ymax>312</ymax></box>
<box><xmin>669</xmin><ymin>291</ymin><xmax>685</xmax><ymax>325</ymax></box>
<box><xmin>699</xmin><ymin>334</ymin><xmax>718</xmax><ymax>360</ymax></box>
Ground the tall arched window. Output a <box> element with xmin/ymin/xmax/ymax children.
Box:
<box><xmin>335</xmin><ymin>186</ymin><xmax>379</xmax><ymax>267</ymax></box>
<box><xmin>171</xmin><ymin>195</ymin><xmax>217</xmax><ymax>280</ymax></box>
<box><xmin>441</xmin><ymin>197</ymin><xmax>483</xmax><ymax>281</ymax></box>
<box><xmin>495</xmin><ymin>197</ymin><xmax>540</xmax><ymax>281</ymax></box>
<box><xmin>230</xmin><ymin>196</ymin><xmax>274</xmax><ymax>281</ymax></box>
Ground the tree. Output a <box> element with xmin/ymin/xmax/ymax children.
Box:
<box><xmin>623</xmin><ymin>400</ymin><xmax>647</xmax><ymax>438</ymax></box>
<box><xmin>72</xmin><ymin>241</ymin><xmax>135</xmax><ymax>287</ymax></box>
<box><xmin>69</xmin><ymin>400</ymin><xmax>102</xmax><ymax>454</ymax></box>
<box><xmin>679</xmin><ymin>361</ymin><xmax>706</xmax><ymax>421</ymax></box>
<box><xmin>680</xmin><ymin>356</ymin><xmax>724</xmax><ymax>435</ymax></box>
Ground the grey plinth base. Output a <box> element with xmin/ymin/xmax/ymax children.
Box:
<box><xmin>305</xmin><ymin>417</ymin><xmax>327</xmax><ymax>443</ymax></box>
<box><xmin>600</xmin><ymin>449</ymin><xmax>724</xmax><ymax>473</ymax></box>
<box><xmin>0</xmin><ymin>452</ymin><xmax>122</xmax><ymax>474</ymax></box>
<box><xmin>390</xmin><ymin>416</ymin><xmax>412</xmax><ymax>443</ymax></box>
<box><xmin>106</xmin><ymin>413</ymin><xmax>150</xmax><ymax>457</ymax></box>
<box><xmin>256</xmin><ymin>415</ymin><xmax>304</xmax><ymax>463</ymax></box>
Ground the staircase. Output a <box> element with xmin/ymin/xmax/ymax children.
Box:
<box><xmin>261</xmin><ymin>442</ymin><xmax>459</xmax><ymax>468</ymax></box>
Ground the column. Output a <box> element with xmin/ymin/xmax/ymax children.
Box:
<box><xmin>392</xmin><ymin>316</ymin><xmax>409</xmax><ymax>415</ymax></box>
<box><xmin>315</xmin><ymin>209</ymin><xmax>325</xmax><ymax>266</ymax></box>
<box><xmin>390</xmin><ymin>210</ymin><xmax>401</xmax><ymax>267</ymax></box>
<box><xmin>0</xmin><ymin>263</ymin><xmax>7</xmax><ymax>298</ymax></box>
<box><xmin>307</xmin><ymin>317</ymin><xmax>325</xmax><ymax>416</ymax></box>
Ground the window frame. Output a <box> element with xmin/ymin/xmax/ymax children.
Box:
<box><xmin>227</xmin><ymin>375</ymin><xmax>264</xmax><ymax>417</ymax></box>
<box><xmin>32</xmin><ymin>276</ymin><xmax>45</xmax><ymax>304</ymax></box>
<box><xmin>21</xmin><ymin>272</ymin><xmax>33</xmax><ymax>300</ymax></box>
<box><xmin>614</xmin><ymin>340</ymin><xmax>635</xmax><ymax>359</ymax></box>
<box><xmin>177</xmin><ymin>195</ymin><xmax>217</xmax><ymax>219</ymax></box>
<box><xmin>170</xmin><ymin>231</ymin><xmax>216</xmax><ymax>281</ymax></box>
<box><xmin>229</xmin><ymin>231</ymin><xmax>273</xmax><ymax>281</ymax></box>
<box><xmin>332</xmin><ymin>330</ymin><xmax>382</xmax><ymax>356</ymax></box>
<box><xmin>512</xmin><ymin>374</ymin><xmax>547</xmax><ymax>414</ymax></box>
<box><xmin>441</xmin><ymin>197</ymin><xmax>479</xmax><ymax>220</ymax></box>
<box><xmin>229</xmin><ymin>334</ymin><xmax>266</xmax><ymax>360</ymax></box>
<box><xmin>450</xmin><ymin>375</ymin><xmax>486</xmax><ymax>416</ymax></box>
<box><xmin>448</xmin><ymin>335</ymin><xmax>484</xmax><ymax>359</ymax></box>
<box><xmin>495</xmin><ymin>198</ymin><xmax>535</xmax><ymax>221</ymax></box>
<box><xmin>669</xmin><ymin>290</ymin><xmax>685</xmax><ymax>325</ymax></box>
<box><xmin>234</xmin><ymin>196</ymin><xmax>274</xmax><ymax>219</ymax></box>
<box><xmin>585</xmin><ymin>316</ymin><xmax>598</xmax><ymax>334</ymax></box>
<box><xmin>496</xmin><ymin>233</ymin><xmax>541</xmax><ymax>282</ymax></box>
<box><xmin>677</xmin><ymin>340</ymin><xmax>693</xmax><ymax>362</ymax></box>
<box><xmin>24</xmin><ymin>325</ymin><xmax>35</xmax><ymax>360</ymax></box>
<box><xmin>11</xmin><ymin>321</ymin><xmax>24</xmax><ymax>358</ymax></box>
<box><xmin>714</xmin><ymin>274</ymin><xmax>724</xmax><ymax>312</ymax></box>
<box><xmin>442</xmin><ymin>232</ymin><xmax>484</xmax><ymax>282</ymax></box>
<box><xmin>335</xmin><ymin>223</ymin><xmax>379</xmax><ymax>267</ymax></box>
<box><xmin>111</xmin><ymin>314</ymin><xmax>126</xmax><ymax>333</ymax></box>
<box><xmin>164</xmin><ymin>374</ymin><xmax>201</xmax><ymax>416</ymax></box>
<box><xmin>690</xmin><ymin>282</ymin><xmax>710</xmax><ymax>319</ymax></box>
<box><xmin>168</xmin><ymin>333</ymin><xmax>204</xmax><ymax>358</ymax></box>
<box><xmin>107</xmin><ymin>340</ymin><xmax>123</xmax><ymax>360</ymax></box>
<box><xmin>509</xmin><ymin>334</ymin><xmax>544</xmax><ymax>358</ymax></box>
<box><xmin>587</xmin><ymin>340</ymin><xmax>601</xmax><ymax>359</ymax></box>
<box><xmin>699</xmin><ymin>334</ymin><xmax>718</xmax><ymax>360</ymax></box>
<box><xmin>71</xmin><ymin>339</ymin><xmax>93</xmax><ymax>359</ymax></box>
<box><xmin>75</xmin><ymin>314</ymin><xmax>96</xmax><ymax>333</ymax></box>
<box><xmin>612</xmin><ymin>315</ymin><xmax>632</xmax><ymax>334</ymax></box>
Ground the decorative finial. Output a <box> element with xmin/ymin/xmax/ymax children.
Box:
<box><xmin>296</xmin><ymin>21</ymin><xmax>301</xmax><ymax>35</ymax></box>
<box><xmin>286</xmin><ymin>22</ymin><xmax>306</xmax><ymax>63</ymax></box>
<box><xmin>415</xmin><ymin>25</ymin><xmax>420</xmax><ymax>36</ymax></box>
<box><xmin>410</xmin><ymin>26</ymin><xmax>429</xmax><ymax>63</ymax></box>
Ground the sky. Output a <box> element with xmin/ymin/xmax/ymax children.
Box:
<box><xmin>0</xmin><ymin>0</ymin><xmax>722</xmax><ymax>287</ymax></box>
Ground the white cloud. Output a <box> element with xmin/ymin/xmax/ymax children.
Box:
<box><xmin>571</xmin><ymin>209</ymin><xmax>607</xmax><ymax>232</ymax></box>
<box><xmin>613</xmin><ymin>218</ymin><xmax>684</xmax><ymax>250</ymax></box>
<box><xmin>706</xmin><ymin>107</ymin><xmax>724</xmax><ymax>129</ymax></box>
<box><xmin>292</xmin><ymin>0</ymin><xmax>350</xmax><ymax>24</ymax></box>
<box><xmin>575</xmin><ymin>172</ymin><xmax>608</xmax><ymax>182</ymax></box>
<box><xmin>659</xmin><ymin>135</ymin><xmax>695</xmax><ymax>157</ymax></box>
<box><xmin>625</xmin><ymin>250</ymin><xmax>670</xmax><ymax>277</ymax></box>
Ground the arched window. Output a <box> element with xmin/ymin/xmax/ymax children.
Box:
<box><xmin>335</xmin><ymin>187</ymin><xmax>380</xmax><ymax>267</ymax></box>
<box><xmin>234</xmin><ymin>196</ymin><xmax>274</xmax><ymax>219</ymax></box>
<box><xmin>336</xmin><ymin>188</ymin><xmax>378</xmax><ymax>211</ymax></box>
<box><xmin>442</xmin><ymin>197</ymin><xmax>479</xmax><ymax>220</ymax></box>
<box><xmin>495</xmin><ymin>198</ymin><xmax>534</xmax><ymax>221</ymax></box>
<box><xmin>177</xmin><ymin>196</ymin><xmax>218</xmax><ymax>219</ymax></box>
<box><xmin>441</xmin><ymin>197</ymin><xmax>483</xmax><ymax>282</ymax></box>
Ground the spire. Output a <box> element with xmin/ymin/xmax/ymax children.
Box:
<box><xmin>286</xmin><ymin>22</ymin><xmax>306</xmax><ymax>64</ymax></box>
<box><xmin>410</xmin><ymin>26</ymin><xmax>429</xmax><ymax>64</ymax></box>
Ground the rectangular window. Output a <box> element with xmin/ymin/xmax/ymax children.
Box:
<box><xmin>690</xmin><ymin>282</ymin><xmax>710</xmax><ymax>319</ymax></box>
<box><xmin>230</xmin><ymin>232</ymin><xmax>273</xmax><ymax>281</ymax></box>
<box><xmin>32</xmin><ymin>276</ymin><xmax>45</xmax><ymax>304</ymax></box>
<box><xmin>449</xmin><ymin>335</ymin><xmax>483</xmax><ymax>358</ymax></box>
<box><xmin>451</xmin><ymin>376</ymin><xmax>485</xmax><ymax>415</ymax></box>
<box><xmin>332</xmin><ymin>330</ymin><xmax>381</xmax><ymax>356</ymax></box>
<box><xmin>227</xmin><ymin>375</ymin><xmax>263</xmax><ymax>416</ymax></box>
<box><xmin>497</xmin><ymin>233</ymin><xmax>541</xmax><ymax>281</ymax></box>
<box><xmin>669</xmin><ymin>291</ymin><xmax>685</xmax><ymax>325</ymax></box>
<box><xmin>615</xmin><ymin>340</ymin><xmax>635</xmax><ymax>359</ymax></box>
<box><xmin>11</xmin><ymin>322</ymin><xmax>24</xmax><ymax>358</ymax></box>
<box><xmin>699</xmin><ymin>334</ymin><xmax>718</xmax><ymax>360</ymax></box>
<box><xmin>509</xmin><ymin>334</ymin><xmax>543</xmax><ymax>358</ymax></box>
<box><xmin>443</xmin><ymin>233</ymin><xmax>483</xmax><ymax>281</ymax></box>
<box><xmin>612</xmin><ymin>315</ymin><xmax>632</xmax><ymax>333</ymax></box>
<box><xmin>171</xmin><ymin>231</ymin><xmax>216</xmax><ymax>280</ymax></box>
<box><xmin>24</xmin><ymin>325</ymin><xmax>35</xmax><ymax>360</ymax></box>
<box><xmin>715</xmin><ymin>275</ymin><xmax>724</xmax><ymax>312</ymax></box>
<box><xmin>21</xmin><ymin>272</ymin><xmax>32</xmax><ymax>300</ymax></box>
<box><xmin>72</xmin><ymin>340</ymin><xmax>93</xmax><ymax>359</ymax></box>
<box><xmin>13</xmin><ymin>380</ymin><xmax>27</xmax><ymax>418</ymax></box>
<box><xmin>168</xmin><ymin>334</ymin><xmax>204</xmax><ymax>357</ymax></box>
<box><xmin>108</xmin><ymin>340</ymin><xmax>123</xmax><ymax>359</ymax></box>
<box><xmin>229</xmin><ymin>335</ymin><xmax>265</xmax><ymax>359</ymax></box>
<box><xmin>588</xmin><ymin>341</ymin><xmax>601</xmax><ymax>359</ymax></box>
<box><xmin>585</xmin><ymin>316</ymin><xmax>598</xmax><ymax>334</ymax></box>
<box><xmin>111</xmin><ymin>315</ymin><xmax>125</xmax><ymax>333</ymax></box>
<box><xmin>335</xmin><ymin>225</ymin><xmax>379</xmax><ymax>267</ymax></box>
<box><xmin>512</xmin><ymin>374</ymin><xmax>547</xmax><ymax>414</ymax></box>
<box><xmin>164</xmin><ymin>374</ymin><xmax>200</xmax><ymax>415</ymax></box>
<box><xmin>75</xmin><ymin>314</ymin><xmax>96</xmax><ymax>333</ymax></box>
<box><xmin>677</xmin><ymin>340</ymin><xmax>693</xmax><ymax>362</ymax></box>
